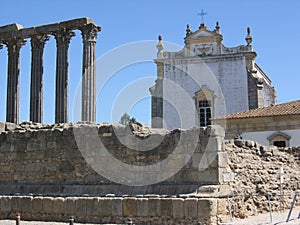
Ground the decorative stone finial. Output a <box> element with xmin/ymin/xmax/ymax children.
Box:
<box><xmin>245</xmin><ymin>26</ymin><xmax>252</xmax><ymax>46</ymax></box>
<box><xmin>156</xmin><ymin>35</ymin><xmax>164</xmax><ymax>58</ymax></box>
<box><xmin>186</xmin><ymin>24</ymin><xmax>192</xmax><ymax>36</ymax></box>
<box><xmin>215</xmin><ymin>21</ymin><xmax>220</xmax><ymax>33</ymax></box>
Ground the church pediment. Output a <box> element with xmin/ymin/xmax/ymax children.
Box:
<box><xmin>185</xmin><ymin>23</ymin><xmax>222</xmax><ymax>43</ymax></box>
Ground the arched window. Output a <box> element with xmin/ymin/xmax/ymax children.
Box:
<box><xmin>194</xmin><ymin>85</ymin><xmax>214</xmax><ymax>127</ymax></box>
<box><xmin>267</xmin><ymin>131</ymin><xmax>291</xmax><ymax>147</ymax></box>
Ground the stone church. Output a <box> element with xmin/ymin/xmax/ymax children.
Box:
<box><xmin>150</xmin><ymin>22</ymin><xmax>276</xmax><ymax>130</ymax></box>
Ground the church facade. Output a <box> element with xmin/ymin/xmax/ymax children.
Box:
<box><xmin>150</xmin><ymin>22</ymin><xmax>276</xmax><ymax>130</ymax></box>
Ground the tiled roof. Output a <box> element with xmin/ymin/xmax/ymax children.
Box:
<box><xmin>213</xmin><ymin>100</ymin><xmax>300</xmax><ymax>120</ymax></box>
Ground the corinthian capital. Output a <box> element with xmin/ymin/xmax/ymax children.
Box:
<box><xmin>53</xmin><ymin>28</ymin><xmax>75</xmax><ymax>47</ymax></box>
<box><xmin>31</xmin><ymin>34</ymin><xmax>50</xmax><ymax>50</ymax></box>
<box><xmin>4</xmin><ymin>37</ymin><xmax>26</xmax><ymax>53</ymax></box>
<box><xmin>80</xmin><ymin>23</ymin><xmax>101</xmax><ymax>42</ymax></box>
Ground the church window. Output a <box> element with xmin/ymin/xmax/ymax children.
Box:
<box><xmin>194</xmin><ymin>85</ymin><xmax>214</xmax><ymax>127</ymax></box>
<box><xmin>267</xmin><ymin>131</ymin><xmax>291</xmax><ymax>148</ymax></box>
<box><xmin>198</xmin><ymin>100</ymin><xmax>212</xmax><ymax>127</ymax></box>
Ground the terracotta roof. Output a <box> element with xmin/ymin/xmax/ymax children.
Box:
<box><xmin>213</xmin><ymin>100</ymin><xmax>300</xmax><ymax>120</ymax></box>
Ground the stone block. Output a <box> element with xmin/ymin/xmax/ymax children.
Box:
<box><xmin>0</xmin><ymin>123</ymin><xmax>5</xmax><ymax>133</ymax></box>
<box><xmin>98</xmin><ymin>197</ymin><xmax>112</xmax><ymax>217</ymax></box>
<box><xmin>19</xmin><ymin>27</ymin><xmax>35</xmax><ymax>38</ymax></box>
<box><xmin>111</xmin><ymin>197</ymin><xmax>123</xmax><ymax>216</ymax></box>
<box><xmin>122</xmin><ymin>197</ymin><xmax>137</xmax><ymax>216</ymax></box>
<box><xmin>0</xmin><ymin>196</ymin><xmax>12</xmax><ymax>212</ymax></box>
<box><xmin>11</xmin><ymin>197</ymin><xmax>20</xmax><ymax>212</ymax></box>
<box><xmin>86</xmin><ymin>198</ymin><xmax>99</xmax><ymax>216</ymax></box>
<box><xmin>198</xmin><ymin>198</ymin><xmax>217</xmax><ymax>217</ymax></box>
<box><xmin>35</xmin><ymin>23</ymin><xmax>59</xmax><ymax>34</ymax></box>
<box><xmin>223</xmin><ymin>172</ymin><xmax>235</xmax><ymax>183</ymax></box>
<box><xmin>206</xmin><ymin>125</ymin><xmax>225</xmax><ymax>138</ymax></box>
<box><xmin>203</xmin><ymin>137</ymin><xmax>223</xmax><ymax>152</ymax></box>
<box><xmin>184</xmin><ymin>198</ymin><xmax>198</xmax><ymax>218</ymax></box>
<box><xmin>65</xmin><ymin>197</ymin><xmax>76</xmax><ymax>215</ymax></box>
<box><xmin>32</xmin><ymin>197</ymin><xmax>43</xmax><ymax>213</ymax></box>
<box><xmin>172</xmin><ymin>198</ymin><xmax>184</xmax><ymax>218</ymax></box>
<box><xmin>0</xmin><ymin>23</ymin><xmax>23</xmax><ymax>32</ymax></box>
<box><xmin>217</xmin><ymin>152</ymin><xmax>228</xmax><ymax>168</ymax></box>
<box><xmin>19</xmin><ymin>196</ymin><xmax>32</xmax><ymax>213</ymax></box>
<box><xmin>75</xmin><ymin>198</ymin><xmax>86</xmax><ymax>216</ymax></box>
<box><xmin>59</xmin><ymin>18</ymin><xmax>93</xmax><ymax>30</ymax></box>
<box><xmin>43</xmin><ymin>197</ymin><xmax>54</xmax><ymax>213</ymax></box>
<box><xmin>160</xmin><ymin>198</ymin><xmax>172</xmax><ymax>217</ymax></box>
<box><xmin>148</xmin><ymin>198</ymin><xmax>161</xmax><ymax>217</ymax></box>
<box><xmin>5</xmin><ymin>123</ymin><xmax>16</xmax><ymax>131</ymax></box>
<box><xmin>136</xmin><ymin>198</ymin><xmax>148</xmax><ymax>217</ymax></box>
<box><xmin>53</xmin><ymin>197</ymin><xmax>65</xmax><ymax>214</ymax></box>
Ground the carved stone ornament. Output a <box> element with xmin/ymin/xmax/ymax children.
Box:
<box><xmin>4</xmin><ymin>37</ymin><xmax>26</xmax><ymax>53</ymax></box>
<box><xmin>80</xmin><ymin>23</ymin><xmax>101</xmax><ymax>42</ymax></box>
<box><xmin>53</xmin><ymin>28</ymin><xmax>75</xmax><ymax>47</ymax></box>
<box><xmin>31</xmin><ymin>34</ymin><xmax>50</xmax><ymax>50</ymax></box>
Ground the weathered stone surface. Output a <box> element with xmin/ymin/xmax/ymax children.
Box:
<box><xmin>32</xmin><ymin>197</ymin><xmax>43</xmax><ymax>213</ymax></box>
<box><xmin>111</xmin><ymin>197</ymin><xmax>123</xmax><ymax>216</ymax></box>
<box><xmin>0</xmin><ymin>196</ymin><xmax>12</xmax><ymax>212</ymax></box>
<box><xmin>98</xmin><ymin>197</ymin><xmax>112</xmax><ymax>217</ymax></box>
<box><xmin>65</xmin><ymin>197</ymin><xmax>76</xmax><ymax>215</ymax></box>
<box><xmin>53</xmin><ymin>197</ymin><xmax>65</xmax><ymax>214</ymax></box>
<box><xmin>147</xmin><ymin>198</ymin><xmax>161</xmax><ymax>217</ymax></box>
<box><xmin>136</xmin><ymin>198</ymin><xmax>148</xmax><ymax>217</ymax></box>
<box><xmin>184</xmin><ymin>198</ymin><xmax>198</xmax><ymax>218</ymax></box>
<box><xmin>74</xmin><ymin>198</ymin><xmax>86</xmax><ymax>216</ymax></box>
<box><xmin>42</xmin><ymin>197</ymin><xmax>54</xmax><ymax>213</ymax></box>
<box><xmin>160</xmin><ymin>198</ymin><xmax>173</xmax><ymax>217</ymax></box>
<box><xmin>0</xmin><ymin>123</ymin><xmax>5</xmax><ymax>133</ymax></box>
<box><xmin>122</xmin><ymin>197</ymin><xmax>137</xmax><ymax>216</ymax></box>
<box><xmin>19</xmin><ymin>196</ymin><xmax>33</xmax><ymax>213</ymax></box>
<box><xmin>197</xmin><ymin>198</ymin><xmax>217</xmax><ymax>217</ymax></box>
<box><xmin>172</xmin><ymin>198</ymin><xmax>184</xmax><ymax>218</ymax></box>
<box><xmin>86</xmin><ymin>197</ymin><xmax>98</xmax><ymax>216</ymax></box>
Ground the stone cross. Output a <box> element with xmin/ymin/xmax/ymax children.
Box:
<box><xmin>198</xmin><ymin>9</ymin><xmax>208</xmax><ymax>24</ymax></box>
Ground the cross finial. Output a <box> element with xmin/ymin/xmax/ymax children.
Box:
<box><xmin>198</xmin><ymin>9</ymin><xmax>208</xmax><ymax>24</ymax></box>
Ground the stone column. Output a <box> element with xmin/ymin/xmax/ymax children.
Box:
<box><xmin>4</xmin><ymin>37</ymin><xmax>26</xmax><ymax>124</ymax></box>
<box><xmin>53</xmin><ymin>28</ymin><xmax>75</xmax><ymax>123</ymax></box>
<box><xmin>80</xmin><ymin>24</ymin><xmax>101</xmax><ymax>122</ymax></box>
<box><xmin>30</xmin><ymin>35</ymin><xmax>50</xmax><ymax>123</ymax></box>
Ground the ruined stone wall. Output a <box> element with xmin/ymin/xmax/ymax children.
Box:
<box><xmin>224</xmin><ymin>139</ymin><xmax>300</xmax><ymax>219</ymax></box>
<box><xmin>0</xmin><ymin>122</ymin><xmax>226</xmax><ymax>196</ymax></box>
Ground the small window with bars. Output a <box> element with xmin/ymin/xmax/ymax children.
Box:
<box><xmin>198</xmin><ymin>100</ymin><xmax>212</xmax><ymax>127</ymax></box>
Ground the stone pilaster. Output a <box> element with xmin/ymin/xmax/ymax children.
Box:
<box><xmin>53</xmin><ymin>28</ymin><xmax>75</xmax><ymax>123</ymax></box>
<box><xmin>80</xmin><ymin>24</ymin><xmax>101</xmax><ymax>122</ymax></box>
<box><xmin>4</xmin><ymin>37</ymin><xmax>26</xmax><ymax>124</ymax></box>
<box><xmin>30</xmin><ymin>35</ymin><xmax>50</xmax><ymax>123</ymax></box>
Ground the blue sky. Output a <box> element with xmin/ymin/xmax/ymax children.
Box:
<box><xmin>0</xmin><ymin>0</ymin><xmax>299</xmax><ymax>125</ymax></box>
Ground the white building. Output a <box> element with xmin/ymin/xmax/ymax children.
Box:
<box><xmin>150</xmin><ymin>22</ymin><xmax>276</xmax><ymax>130</ymax></box>
<box><xmin>213</xmin><ymin>100</ymin><xmax>300</xmax><ymax>147</ymax></box>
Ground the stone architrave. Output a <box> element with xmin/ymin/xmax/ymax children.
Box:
<box><xmin>53</xmin><ymin>28</ymin><xmax>75</xmax><ymax>123</ymax></box>
<box><xmin>30</xmin><ymin>34</ymin><xmax>50</xmax><ymax>123</ymax></box>
<box><xmin>4</xmin><ymin>37</ymin><xmax>26</xmax><ymax>124</ymax></box>
<box><xmin>80</xmin><ymin>23</ymin><xmax>101</xmax><ymax>122</ymax></box>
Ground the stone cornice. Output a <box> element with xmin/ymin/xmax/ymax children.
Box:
<box><xmin>0</xmin><ymin>18</ymin><xmax>96</xmax><ymax>41</ymax></box>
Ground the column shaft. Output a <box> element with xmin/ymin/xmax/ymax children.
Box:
<box><xmin>30</xmin><ymin>35</ymin><xmax>50</xmax><ymax>123</ymax></box>
<box><xmin>5</xmin><ymin>38</ymin><xmax>26</xmax><ymax>124</ymax></box>
<box><xmin>80</xmin><ymin>24</ymin><xmax>101</xmax><ymax>122</ymax></box>
<box><xmin>53</xmin><ymin>29</ymin><xmax>75</xmax><ymax>123</ymax></box>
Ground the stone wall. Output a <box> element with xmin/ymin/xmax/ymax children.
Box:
<box><xmin>0</xmin><ymin>122</ymin><xmax>226</xmax><ymax>195</ymax></box>
<box><xmin>0</xmin><ymin>195</ymin><xmax>218</xmax><ymax>224</ymax></box>
<box><xmin>224</xmin><ymin>139</ymin><xmax>300</xmax><ymax>220</ymax></box>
